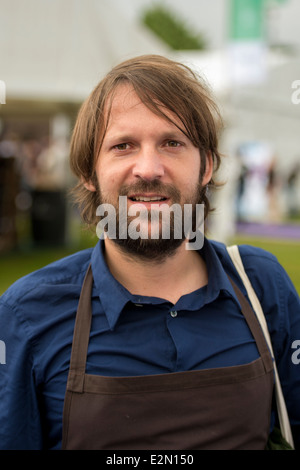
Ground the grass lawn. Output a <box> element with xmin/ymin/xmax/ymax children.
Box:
<box><xmin>0</xmin><ymin>228</ymin><xmax>97</xmax><ymax>295</ymax></box>
<box><xmin>0</xmin><ymin>232</ymin><xmax>299</xmax><ymax>295</ymax></box>
<box><xmin>230</xmin><ymin>235</ymin><xmax>300</xmax><ymax>294</ymax></box>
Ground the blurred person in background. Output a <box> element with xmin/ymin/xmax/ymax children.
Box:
<box><xmin>0</xmin><ymin>55</ymin><xmax>299</xmax><ymax>450</ymax></box>
<box><xmin>286</xmin><ymin>162</ymin><xmax>300</xmax><ymax>219</ymax></box>
<box><xmin>0</xmin><ymin>132</ymin><xmax>21</xmax><ymax>251</ymax></box>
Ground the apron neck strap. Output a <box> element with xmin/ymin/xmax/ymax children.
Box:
<box><xmin>67</xmin><ymin>264</ymin><xmax>93</xmax><ymax>391</ymax></box>
<box><xmin>228</xmin><ymin>276</ymin><xmax>273</xmax><ymax>372</ymax></box>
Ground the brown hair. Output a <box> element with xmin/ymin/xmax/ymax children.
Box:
<box><xmin>69</xmin><ymin>54</ymin><xmax>223</xmax><ymax>225</ymax></box>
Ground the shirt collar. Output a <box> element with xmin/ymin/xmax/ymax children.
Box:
<box><xmin>201</xmin><ymin>237</ymin><xmax>240</xmax><ymax>305</ymax></box>
<box><xmin>91</xmin><ymin>239</ymin><xmax>131</xmax><ymax>330</ymax></box>
<box><xmin>91</xmin><ymin>237</ymin><xmax>241</xmax><ymax>330</ymax></box>
<box><xmin>173</xmin><ymin>238</ymin><xmax>241</xmax><ymax>311</ymax></box>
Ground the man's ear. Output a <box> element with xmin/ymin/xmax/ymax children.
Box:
<box><xmin>83</xmin><ymin>178</ymin><xmax>97</xmax><ymax>192</ymax></box>
<box><xmin>202</xmin><ymin>152</ymin><xmax>214</xmax><ymax>186</ymax></box>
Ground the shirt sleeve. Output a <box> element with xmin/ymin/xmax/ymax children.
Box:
<box><xmin>272</xmin><ymin>263</ymin><xmax>300</xmax><ymax>449</ymax></box>
<box><xmin>0</xmin><ymin>299</ymin><xmax>43</xmax><ymax>449</ymax></box>
<box><xmin>239</xmin><ymin>246</ymin><xmax>300</xmax><ymax>449</ymax></box>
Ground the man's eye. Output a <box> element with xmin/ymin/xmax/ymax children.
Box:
<box><xmin>113</xmin><ymin>143</ymin><xmax>129</xmax><ymax>151</ymax></box>
<box><xmin>167</xmin><ymin>141</ymin><xmax>181</xmax><ymax>148</ymax></box>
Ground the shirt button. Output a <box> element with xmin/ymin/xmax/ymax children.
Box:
<box><xmin>170</xmin><ymin>310</ymin><xmax>178</xmax><ymax>318</ymax></box>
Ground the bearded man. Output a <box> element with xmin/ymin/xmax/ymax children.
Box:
<box><xmin>0</xmin><ymin>55</ymin><xmax>299</xmax><ymax>450</ymax></box>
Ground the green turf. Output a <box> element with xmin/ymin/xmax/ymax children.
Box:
<box><xmin>0</xmin><ymin>228</ymin><xmax>97</xmax><ymax>295</ymax></box>
<box><xmin>230</xmin><ymin>235</ymin><xmax>300</xmax><ymax>294</ymax></box>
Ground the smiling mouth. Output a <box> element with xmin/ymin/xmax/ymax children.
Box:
<box><xmin>129</xmin><ymin>195</ymin><xmax>168</xmax><ymax>202</ymax></box>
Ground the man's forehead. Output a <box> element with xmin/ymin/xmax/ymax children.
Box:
<box><xmin>107</xmin><ymin>83</ymin><xmax>142</xmax><ymax>114</ymax></box>
<box><xmin>104</xmin><ymin>83</ymin><xmax>186</xmax><ymax>133</ymax></box>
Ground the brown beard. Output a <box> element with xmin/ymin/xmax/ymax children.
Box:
<box><xmin>98</xmin><ymin>179</ymin><xmax>205</xmax><ymax>262</ymax></box>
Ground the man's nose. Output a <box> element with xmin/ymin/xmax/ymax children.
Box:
<box><xmin>132</xmin><ymin>146</ymin><xmax>165</xmax><ymax>181</ymax></box>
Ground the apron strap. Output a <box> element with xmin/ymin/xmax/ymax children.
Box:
<box><xmin>228</xmin><ymin>276</ymin><xmax>273</xmax><ymax>373</ymax></box>
<box><xmin>66</xmin><ymin>264</ymin><xmax>93</xmax><ymax>392</ymax></box>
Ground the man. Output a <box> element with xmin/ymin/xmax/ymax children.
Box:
<box><xmin>0</xmin><ymin>55</ymin><xmax>299</xmax><ymax>450</ymax></box>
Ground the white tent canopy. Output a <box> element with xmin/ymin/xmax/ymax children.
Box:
<box><xmin>0</xmin><ymin>0</ymin><xmax>169</xmax><ymax>103</ymax></box>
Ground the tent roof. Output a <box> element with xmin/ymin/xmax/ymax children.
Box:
<box><xmin>0</xmin><ymin>0</ymin><xmax>169</xmax><ymax>103</ymax></box>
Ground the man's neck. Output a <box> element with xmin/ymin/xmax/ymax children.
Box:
<box><xmin>103</xmin><ymin>238</ymin><xmax>208</xmax><ymax>305</ymax></box>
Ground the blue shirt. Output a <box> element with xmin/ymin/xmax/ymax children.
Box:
<box><xmin>0</xmin><ymin>238</ymin><xmax>299</xmax><ymax>449</ymax></box>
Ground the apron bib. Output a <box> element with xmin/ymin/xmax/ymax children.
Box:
<box><xmin>62</xmin><ymin>265</ymin><xmax>274</xmax><ymax>450</ymax></box>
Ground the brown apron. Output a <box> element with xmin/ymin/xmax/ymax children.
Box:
<box><xmin>62</xmin><ymin>265</ymin><xmax>274</xmax><ymax>450</ymax></box>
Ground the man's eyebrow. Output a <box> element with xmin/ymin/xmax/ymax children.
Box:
<box><xmin>102</xmin><ymin>134</ymin><xmax>134</xmax><ymax>146</ymax></box>
<box><xmin>160</xmin><ymin>131</ymin><xmax>188</xmax><ymax>140</ymax></box>
<box><xmin>104</xmin><ymin>129</ymin><xmax>188</xmax><ymax>144</ymax></box>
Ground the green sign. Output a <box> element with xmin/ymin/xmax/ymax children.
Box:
<box><xmin>229</xmin><ymin>0</ymin><xmax>265</xmax><ymax>40</ymax></box>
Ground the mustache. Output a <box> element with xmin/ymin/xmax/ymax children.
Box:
<box><xmin>118</xmin><ymin>180</ymin><xmax>181</xmax><ymax>201</ymax></box>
